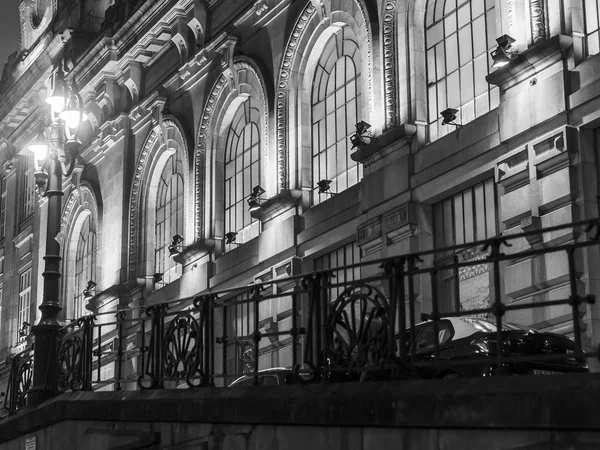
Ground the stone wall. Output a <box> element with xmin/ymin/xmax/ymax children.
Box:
<box><xmin>1</xmin><ymin>374</ymin><xmax>600</xmax><ymax>449</ymax></box>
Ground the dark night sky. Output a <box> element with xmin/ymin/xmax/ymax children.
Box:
<box><xmin>0</xmin><ymin>0</ymin><xmax>21</xmax><ymax>70</ymax></box>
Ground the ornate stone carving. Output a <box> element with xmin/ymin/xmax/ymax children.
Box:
<box><xmin>276</xmin><ymin>3</ymin><xmax>316</xmax><ymax>191</ymax></box>
<box><xmin>217</xmin><ymin>36</ymin><xmax>238</xmax><ymax>90</ymax></box>
<box><xmin>255</xmin><ymin>0</ymin><xmax>269</xmax><ymax>16</ymax></box>
<box><xmin>56</xmin><ymin>185</ymin><xmax>99</xmax><ymax>252</ymax></box>
<box><xmin>30</xmin><ymin>0</ymin><xmax>45</xmax><ymax>29</ymax></box>
<box><xmin>382</xmin><ymin>2</ymin><xmax>397</xmax><ymax>129</ymax></box>
<box><xmin>195</xmin><ymin>74</ymin><xmax>227</xmax><ymax>239</ymax></box>
<box><xmin>507</xmin><ymin>0</ymin><xmax>515</xmax><ymax>34</ymax></box>
<box><xmin>530</xmin><ymin>0</ymin><xmax>546</xmax><ymax>44</ymax></box>
<box><xmin>355</xmin><ymin>0</ymin><xmax>374</xmax><ymax>118</ymax></box>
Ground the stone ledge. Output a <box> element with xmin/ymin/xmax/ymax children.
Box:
<box><xmin>2</xmin><ymin>373</ymin><xmax>600</xmax><ymax>444</ymax></box>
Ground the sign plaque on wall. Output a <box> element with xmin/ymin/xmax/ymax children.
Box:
<box><xmin>457</xmin><ymin>247</ymin><xmax>490</xmax><ymax>317</ymax></box>
<box><xmin>25</xmin><ymin>436</ymin><xmax>36</xmax><ymax>450</ymax></box>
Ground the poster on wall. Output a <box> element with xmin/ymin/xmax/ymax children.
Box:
<box><xmin>457</xmin><ymin>247</ymin><xmax>490</xmax><ymax>317</ymax></box>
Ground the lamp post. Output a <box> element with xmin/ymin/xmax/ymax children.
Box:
<box><xmin>27</xmin><ymin>66</ymin><xmax>86</xmax><ymax>406</ymax></box>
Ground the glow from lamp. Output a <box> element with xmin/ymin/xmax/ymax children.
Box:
<box><xmin>46</xmin><ymin>96</ymin><xmax>66</xmax><ymax>114</ymax></box>
<box><xmin>28</xmin><ymin>133</ymin><xmax>49</xmax><ymax>167</ymax></box>
<box><xmin>59</xmin><ymin>109</ymin><xmax>88</xmax><ymax>129</ymax></box>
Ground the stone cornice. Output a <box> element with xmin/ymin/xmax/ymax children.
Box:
<box><xmin>250</xmin><ymin>189</ymin><xmax>303</xmax><ymax>222</ymax></box>
<box><xmin>351</xmin><ymin>125</ymin><xmax>416</xmax><ymax>167</ymax></box>
<box><xmin>486</xmin><ymin>35</ymin><xmax>573</xmax><ymax>90</ymax></box>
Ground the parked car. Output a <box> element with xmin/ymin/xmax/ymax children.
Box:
<box><xmin>228</xmin><ymin>367</ymin><xmax>293</xmax><ymax>387</ymax></box>
<box><xmin>401</xmin><ymin>316</ymin><xmax>589</xmax><ymax>378</ymax></box>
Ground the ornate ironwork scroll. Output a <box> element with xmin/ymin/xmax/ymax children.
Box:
<box><xmin>1</xmin><ymin>349</ymin><xmax>33</xmax><ymax>417</ymax></box>
<box><xmin>326</xmin><ymin>282</ymin><xmax>391</xmax><ymax>377</ymax></box>
<box><xmin>58</xmin><ymin>316</ymin><xmax>95</xmax><ymax>391</ymax></box>
<box><xmin>237</xmin><ymin>340</ymin><xmax>255</xmax><ymax>374</ymax></box>
<box><xmin>58</xmin><ymin>334</ymin><xmax>84</xmax><ymax>390</ymax></box>
<box><xmin>139</xmin><ymin>296</ymin><xmax>210</xmax><ymax>389</ymax></box>
<box><xmin>163</xmin><ymin>311</ymin><xmax>205</xmax><ymax>387</ymax></box>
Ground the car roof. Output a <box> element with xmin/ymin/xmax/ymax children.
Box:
<box><xmin>412</xmin><ymin>316</ymin><xmax>532</xmax><ymax>340</ymax></box>
<box><xmin>229</xmin><ymin>367</ymin><xmax>291</xmax><ymax>386</ymax></box>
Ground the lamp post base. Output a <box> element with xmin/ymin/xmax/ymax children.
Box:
<box><xmin>27</xmin><ymin>323</ymin><xmax>61</xmax><ymax>407</ymax></box>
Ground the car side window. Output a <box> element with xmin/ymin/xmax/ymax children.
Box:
<box><xmin>411</xmin><ymin>321</ymin><xmax>454</xmax><ymax>351</ymax></box>
<box><xmin>262</xmin><ymin>375</ymin><xmax>278</xmax><ymax>386</ymax></box>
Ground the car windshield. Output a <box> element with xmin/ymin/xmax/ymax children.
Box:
<box><xmin>406</xmin><ymin>320</ymin><xmax>453</xmax><ymax>351</ymax></box>
<box><xmin>461</xmin><ymin>317</ymin><xmax>531</xmax><ymax>332</ymax></box>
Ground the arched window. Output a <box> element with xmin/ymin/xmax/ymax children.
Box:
<box><xmin>585</xmin><ymin>1</ymin><xmax>600</xmax><ymax>55</ymax></box>
<box><xmin>155</xmin><ymin>153</ymin><xmax>184</xmax><ymax>283</ymax></box>
<box><xmin>311</xmin><ymin>27</ymin><xmax>362</xmax><ymax>205</ymax></box>
<box><xmin>426</xmin><ymin>0</ymin><xmax>498</xmax><ymax>141</ymax></box>
<box><xmin>73</xmin><ymin>214</ymin><xmax>96</xmax><ymax>319</ymax></box>
<box><xmin>224</xmin><ymin>98</ymin><xmax>261</xmax><ymax>242</ymax></box>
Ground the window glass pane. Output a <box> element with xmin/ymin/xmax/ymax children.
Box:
<box><xmin>472</xmin><ymin>0</ymin><xmax>485</xmax><ymax>18</ymax></box>
<box><xmin>435</xmin><ymin>42</ymin><xmax>446</xmax><ymax>79</ymax></box>
<box><xmin>463</xmin><ymin>190</ymin><xmax>474</xmax><ymax>242</ymax></box>
<box><xmin>446</xmin><ymin>33</ymin><xmax>459</xmax><ymax>73</ymax></box>
<box><xmin>445</xmin><ymin>0</ymin><xmax>457</xmax><ymax>14</ymax></box>
<box><xmin>458</xmin><ymin>25</ymin><xmax>473</xmax><ymax>66</ymax></box>
<box><xmin>447</xmin><ymin>71</ymin><xmax>460</xmax><ymax>108</ymax></box>
<box><xmin>457</xmin><ymin>4</ymin><xmax>470</xmax><ymax>28</ymax></box>
<box><xmin>426</xmin><ymin>0</ymin><xmax>494</xmax><ymax>140</ymax></box>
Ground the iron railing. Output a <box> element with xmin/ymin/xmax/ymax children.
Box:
<box><xmin>2</xmin><ymin>218</ymin><xmax>600</xmax><ymax>416</ymax></box>
<box><xmin>0</xmin><ymin>346</ymin><xmax>33</xmax><ymax>418</ymax></box>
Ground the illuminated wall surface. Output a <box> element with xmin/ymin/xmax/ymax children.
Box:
<box><xmin>0</xmin><ymin>0</ymin><xmax>600</xmax><ymax>383</ymax></box>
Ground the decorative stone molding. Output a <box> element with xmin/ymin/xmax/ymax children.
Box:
<box><xmin>255</xmin><ymin>0</ymin><xmax>269</xmax><ymax>16</ymax></box>
<box><xmin>275</xmin><ymin>2</ymin><xmax>316</xmax><ymax>191</ymax></box>
<box><xmin>310</xmin><ymin>0</ymin><xmax>328</xmax><ymax>21</ymax></box>
<box><xmin>172</xmin><ymin>239</ymin><xmax>216</xmax><ymax>266</ymax></box>
<box><xmin>351</xmin><ymin>124</ymin><xmax>415</xmax><ymax>167</ymax></box>
<box><xmin>123</xmin><ymin>61</ymin><xmax>143</xmax><ymax>106</ymax></box>
<box><xmin>357</xmin><ymin>218</ymin><xmax>382</xmax><ymax>256</ymax></box>
<box><xmin>496</xmin><ymin>149</ymin><xmax>529</xmax><ymax>188</ymax></box>
<box><xmin>56</xmin><ymin>184</ymin><xmax>99</xmax><ymax>251</ymax></box>
<box><xmin>196</xmin><ymin>73</ymin><xmax>227</xmax><ymax>239</ymax></box>
<box><xmin>95</xmin><ymin>114</ymin><xmax>130</xmax><ymax>153</ymax></box>
<box><xmin>486</xmin><ymin>35</ymin><xmax>572</xmax><ymax>90</ymax></box>
<box><xmin>521</xmin><ymin>215</ymin><xmax>543</xmax><ymax>247</ymax></box>
<box><xmin>250</xmin><ymin>189</ymin><xmax>302</xmax><ymax>222</ymax></box>
<box><xmin>217</xmin><ymin>36</ymin><xmax>238</xmax><ymax>89</ymax></box>
<box><xmin>383</xmin><ymin>202</ymin><xmax>418</xmax><ymax>244</ymax></box>
<box><xmin>530</xmin><ymin>0</ymin><xmax>546</xmax><ymax>44</ymax></box>
<box><xmin>382</xmin><ymin>1</ymin><xmax>397</xmax><ymax>129</ymax></box>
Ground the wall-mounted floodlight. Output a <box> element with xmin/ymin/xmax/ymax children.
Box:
<box><xmin>247</xmin><ymin>185</ymin><xmax>267</xmax><ymax>212</ymax></box>
<box><xmin>153</xmin><ymin>273</ymin><xmax>164</xmax><ymax>283</ymax></box>
<box><xmin>225</xmin><ymin>232</ymin><xmax>241</xmax><ymax>246</ymax></box>
<box><xmin>491</xmin><ymin>34</ymin><xmax>517</xmax><ymax>68</ymax></box>
<box><xmin>82</xmin><ymin>280</ymin><xmax>97</xmax><ymax>301</ymax></box>
<box><xmin>168</xmin><ymin>234</ymin><xmax>184</xmax><ymax>256</ymax></box>
<box><xmin>316</xmin><ymin>179</ymin><xmax>337</xmax><ymax>196</ymax></box>
<box><xmin>350</xmin><ymin>120</ymin><xmax>376</xmax><ymax>150</ymax></box>
<box><xmin>440</xmin><ymin>108</ymin><xmax>462</xmax><ymax>128</ymax></box>
<box><xmin>19</xmin><ymin>321</ymin><xmax>31</xmax><ymax>338</ymax></box>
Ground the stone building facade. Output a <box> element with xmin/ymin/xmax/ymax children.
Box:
<box><xmin>0</xmin><ymin>0</ymin><xmax>599</xmax><ymax>386</ymax></box>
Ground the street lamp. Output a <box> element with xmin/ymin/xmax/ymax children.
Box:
<box><xmin>27</xmin><ymin>66</ymin><xmax>86</xmax><ymax>407</ymax></box>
